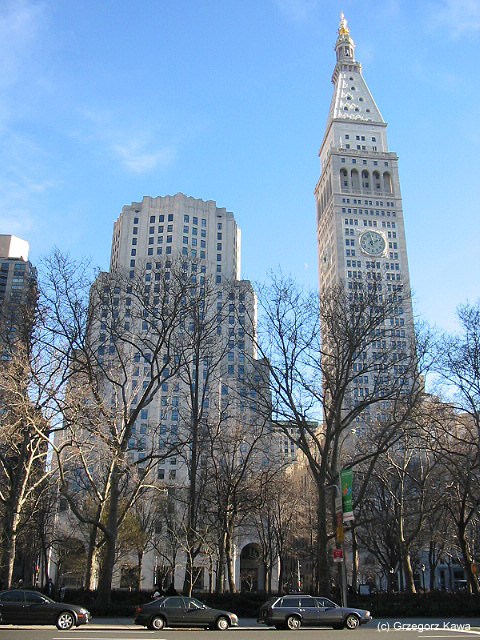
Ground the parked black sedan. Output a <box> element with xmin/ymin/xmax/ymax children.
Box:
<box><xmin>135</xmin><ymin>595</ymin><xmax>238</xmax><ymax>630</ymax></box>
<box><xmin>0</xmin><ymin>589</ymin><xmax>91</xmax><ymax>630</ymax></box>
<box><xmin>258</xmin><ymin>594</ymin><xmax>371</xmax><ymax>630</ymax></box>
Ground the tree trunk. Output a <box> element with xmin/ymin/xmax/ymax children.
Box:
<box><xmin>263</xmin><ymin>563</ymin><xmax>269</xmax><ymax>594</ymax></box>
<box><xmin>95</xmin><ymin>466</ymin><xmax>121</xmax><ymax>606</ymax></box>
<box><xmin>84</xmin><ymin>520</ymin><xmax>100</xmax><ymax>590</ymax></box>
<box><xmin>316</xmin><ymin>482</ymin><xmax>330</xmax><ymax>594</ymax></box>
<box><xmin>137</xmin><ymin>549</ymin><xmax>144</xmax><ymax>589</ymax></box>
<box><xmin>0</xmin><ymin>430</ymin><xmax>31</xmax><ymax>588</ymax></box>
<box><xmin>398</xmin><ymin>504</ymin><xmax>416</xmax><ymax>593</ymax></box>
<box><xmin>41</xmin><ymin>533</ymin><xmax>50</xmax><ymax>587</ymax></box>
<box><xmin>215</xmin><ymin>532</ymin><xmax>227</xmax><ymax>594</ymax></box>
<box><xmin>1</xmin><ymin>474</ymin><xmax>26</xmax><ymax>588</ymax></box>
<box><xmin>278</xmin><ymin>555</ymin><xmax>286</xmax><ymax>594</ymax></box>
<box><xmin>402</xmin><ymin>549</ymin><xmax>416</xmax><ymax>594</ymax></box>
<box><xmin>0</xmin><ymin>509</ymin><xmax>18</xmax><ymax>588</ymax></box>
<box><xmin>225</xmin><ymin>528</ymin><xmax>237</xmax><ymax>593</ymax></box>
<box><xmin>428</xmin><ymin>540</ymin><xmax>436</xmax><ymax>591</ymax></box>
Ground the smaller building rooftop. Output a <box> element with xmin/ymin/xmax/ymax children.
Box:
<box><xmin>0</xmin><ymin>235</ymin><xmax>29</xmax><ymax>261</ymax></box>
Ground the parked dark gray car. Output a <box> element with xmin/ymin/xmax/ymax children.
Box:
<box><xmin>258</xmin><ymin>594</ymin><xmax>372</xmax><ymax>630</ymax></box>
<box><xmin>135</xmin><ymin>595</ymin><xmax>238</xmax><ymax>630</ymax></box>
<box><xmin>0</xmin><ymin>589</ymin><xmax>91</xmax><ymax>630</ymax></box>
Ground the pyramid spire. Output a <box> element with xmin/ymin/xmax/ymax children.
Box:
<box><xmin>323</xmin><ymin>14</ymin><xmax>384</xmax><ymax>127</ymax></box>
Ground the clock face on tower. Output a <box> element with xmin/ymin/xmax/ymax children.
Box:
<box><xmin>359</xmin><ymin>230</ymin><xmax>386</xmax><ymax>256</ymax></box>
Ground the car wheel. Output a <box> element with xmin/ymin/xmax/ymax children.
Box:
<box><xmin>215</xmin><ymin>616</ymin><xmax>229</xmax><ymax>630</ymax></box>
<box><xmin>286</xmin><ymin>615</ymin><xmax>301</xmax><ymax>630</ymax></box>
<box><xmin>345</xmin><ymin>614</ymin><xmax>360</xmax><ymax>630</ymax></box>
<box><xmin>150</xmin><ymin>615</ymin><xmax>166</xmax><ymax>630</ymax></box>
<box><xmin>56</xmin><ymin>611</ymin><xmax>75</xmax><ymax>630</ymax></box>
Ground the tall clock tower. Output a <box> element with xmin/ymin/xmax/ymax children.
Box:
<box><xmin>315</xmin><ymin>15</ymin><xmax>415</xmax><ymax>425</ymax></box>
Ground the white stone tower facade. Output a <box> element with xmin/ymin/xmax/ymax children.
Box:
<box><xmin>315</xmin><ymin>15</ymin><xmax>415</xmax><ymax>427</ymax></box>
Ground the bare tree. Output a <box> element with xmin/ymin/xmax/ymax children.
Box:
<box><xmin>428</xmin><ymin>406</ymin><xmax>480</xmax><ymax>593</ymax></box>
<box><xmin>170</xmin><ymin>274</ymin><xmax>264</xmax><ymax>595</ymax></box>
<box><xmin>0</xmin><ymin>340</ymin><xmax>55</xmax><ymax>588</ymax></box>
<box><xmin>0</xmin><ymin>259</ymin><xmax>64</xmax><ymax>588</ymax></box>
<box><xmin>359</xmin><ymin>431</ymin><xmax>436</xmax><ymax>593</ymax></box>
<box><xmin>254</xmin><ymin>468</ymin><xmax>306</xmax><ymax>594</ymax></box>
<box><xmin>250</xmin><ymin>273</ymin><xmax>427</xmax><ymax>594</ymax></box>
<box><xmin>203</xmin><ymin>406</ymin><xmax>271</xmax><ymax>594</ymax></box>
<box><xmin>150</xmin><ymin>489</ymin><xmax>182</xmax><ymax>592</ymax></box>
<box><xmin>435</xmin><ymin>302</ymin><xmax>480</xmax><ymax>450</ymax></box>
<box><xmin>171</xmin><ymin>273</ymin><xmax>230</xmax><ymax>595</ymax></box>
<box><xmin>432</xmin><ymin>304</ymin><xmax>480</xmax><ymax>592</ymax></box>
<box><xmin>40</xmin><ymin>252</ymin><xmax>195</xmax><ymax>604</ymax></box>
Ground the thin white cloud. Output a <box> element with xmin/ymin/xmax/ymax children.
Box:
<box><xmin>273</xmin><ymin>0</ymin><xmax>319</xmax><ymax>22</ymax></box>
<box><xmin>0</xmin><ymin>0</ymin><xmax>46</xmax><ymax>88</ymax></box>
<box><xmin>0</xmin><ymin>181</ymin><xmax>36</xmax><ymax>237</ymax></box>
<box><xmin>112</xmin><ymin>140</ymin><xmax>176</xmax><ymax>174</ymax></box>
<box><xmin>0</xmin><ymin>168</ymin><xmax>57</xmax><ymax>237</ymax></box>
<box><xmin>0</xmin><ymin>0</ymin><xmax>52</xmax><ymax>241</ymax></box>
<box><xmin>77</xmin><ymin>108</ymin><xmax>176</xmax><ymax>174</ymax></box>
<box><xmin>431</xmin><ymin>0</ymin><xmax>480</xmax><ymax>38</ymax></box>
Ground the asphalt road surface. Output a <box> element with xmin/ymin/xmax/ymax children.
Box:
<box><xmin>0</xmin><ymin>618</ymin><xmax>479</xmax><ymax>640</ymax></box>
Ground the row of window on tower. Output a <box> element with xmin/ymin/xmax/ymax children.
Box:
<box><xmin>340</xmin><ymin>168</ymin><xmax>393</xmax><ymax>193</ymax></box>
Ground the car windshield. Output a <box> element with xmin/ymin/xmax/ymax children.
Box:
<box><xmin>320</xmin><ymin>598</ymin><xmax>338</xmax><ymax>608</ymax></box>
<box><xmin>262</xmin><ymin>598</ymin><xmax>278</xmax><ymax>607</ymax></box>
<box><xmin>185</xmin><ymin>598</ymin><xmax>205</xmax><ymax>610</ymax></box>
<box><xmin>25</xmin><ymin>592</ymin><xmax>49</xmax><ymax>604</ymax></box>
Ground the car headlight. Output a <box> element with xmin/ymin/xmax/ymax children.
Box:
<box><xmin>366</xmin><ymin>611</ymin><xmax>371</xmax><ymax>617</ymax></box>
<box><xmin>231</xmin><ymin>614</ymin><xmax>238</xmax><ymax>623</ymax></box>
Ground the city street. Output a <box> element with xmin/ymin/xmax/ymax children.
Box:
<box><xmin>0</xmin><ymin>619</ymin><xmax>480</xmax><ymax>640</ymax></box>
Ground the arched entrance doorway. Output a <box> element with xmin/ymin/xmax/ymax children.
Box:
<box><xmin>240</xmin><ymin>543</ymin><xmax>264</xmax><ymax>592</ymax></box>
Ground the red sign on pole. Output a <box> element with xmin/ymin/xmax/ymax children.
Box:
<box><xmin>333</xmin><ymin>549</ymin><xmax>343</xmax><ymax>563</ymax></box>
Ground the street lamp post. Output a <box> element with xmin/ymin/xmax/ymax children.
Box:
<box><xmin>421</xmin><ymin>564</ymin><xmax>426</xmax><ymax>592</ymax></box>
<box><xmin>329</xmin><ymin>430</ymin><xmax>356</xmax><ymax>607</ymax></box>
<box><xmin>327</xmin><ymin>482</ymin><xmax>348</xmax><ymax>608</ymax></box>
<box><xmin>389</xmin><ymin>567</ymin><xmax>395</xmax><ymax>592</ymax></box>
<box><xmin>327</xmin><ymin>430</ymin><xmax>356</xmax><ymax>607</ymax></box>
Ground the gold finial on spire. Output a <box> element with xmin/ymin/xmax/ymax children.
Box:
<box><xmin>338</xmin><ymin>12</ymin><xmax>349</xmax><ymax>37</ymax></box>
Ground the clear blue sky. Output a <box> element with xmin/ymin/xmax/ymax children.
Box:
<box><xmin>1</xmin><ymin>0</ymin><xmax>478</xmax><ymax>331</ymax></box>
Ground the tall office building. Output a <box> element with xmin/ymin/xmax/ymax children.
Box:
<box><xmin>315</xmin><ymin>15</ymin><xmax>415</xmax><ymax>425</ymax></box>
<box><xmin>105</xmin><ymin>193</ymin><xmax>264</xmax><ymax>479</ymax></box>
<box><xmin>56</xmin><ymin>194</ymin><xmax>270</xmax><ymax>591</ymax></box>
<box><xmin>0</xmin><ymin>235</ymin><xmax>37</xmax><ymax>359</ymax></box>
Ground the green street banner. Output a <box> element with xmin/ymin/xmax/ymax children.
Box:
<box><xmin>340</xmin><ymin>469</ymin><xmax>354</xmax><ymax>522</ymax></box>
